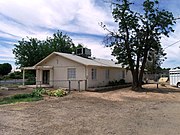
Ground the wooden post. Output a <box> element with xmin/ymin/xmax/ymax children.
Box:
<box><xmin>23</xmin><ymin>69</ymin><xmax>25</xmax><ymax>86</ymax></box>
<box><xmin>78</xmin><ymin>81</ymin><xmax>80</xmax><ymax>92</ymax></box>
<box><xmin>85</xmin><ymin>80</ymin><xmax>87</xmax><ymax>90</ymax></box>
<box><xmin>68</xmin><ymin>80</ymin><xmax>71</xmax><ymax>93</ymax></box>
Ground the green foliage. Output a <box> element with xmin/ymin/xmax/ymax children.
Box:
<box><xmin>24</xmin><ymin>71</ymin><xmax>36</xmax><ymax>85</ymax></box>
<box><xmin>25</xmin><ymin>77</ymin><xmax>36</xmax><ymax>85</ymax></box>
<box><xmin>13</xmin><ymin>93</ymin><xmax>33</xmax><ymax>99</ymax></box>
<box><xmin>0</xmin><ymin>88</ymin><xmax>45</xmax><ymax>105</ymax></box>
<box><xmin>0</xmin><ymin>63</ymin><xmax>12</xmax><ymax>76</ymax></box>
<box><xmin>119</xmin><ymin>79</ymin><xmax>125</xmax><ymax>84</ymax></box>
<box><xmin>13</xmin><ymin>31</ymin><xmax>77</xmax><ymax>68</ymax></box>
<box><xmin>31</xmin><ymin>88</ymin><xmax>46</xmax><ymax>97</ymax></box>
<box><xmin>5</xmin><ymin>71</ymin><xmax>23</xmax><ymax>79</ymax></box>
<box><xmin>0</xmin><ymin>88</ymin><xmax>67</xmax><ymax>105</ymax></box>
<box><xmin>0</xmin><ymin>93</ymin><xmax>42</xmax><ymax>105</ymax></box>
<box><xmin>46</xmin><ymin>89</ymin><xmax>67</xmax><ymax>97</ymax></box>
<box><xmin>108</xmin><ymin>79</ymin><xmax>125</xmax><ymax>86</ymax></box>
<box><xmin>103</xmin><ymin>0</ymin><xmax>175</xmax><ymax>90</ymax></box>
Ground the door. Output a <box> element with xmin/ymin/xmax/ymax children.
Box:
<box><xmin>42</xmin><ymin>70</ymin><xmax>50</xmax><ymax>84</ymax></box>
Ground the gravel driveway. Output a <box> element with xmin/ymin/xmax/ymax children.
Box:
<box><xmin>0</xmin><ymin>84</ymin><xmax>180</xmax><ymax>135</ymax></box>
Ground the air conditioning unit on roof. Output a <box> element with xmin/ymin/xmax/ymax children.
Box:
<box><xmin>76</xmin><ymin>48</ymin><xmax>91</xmax><ymax>58</ymax></box>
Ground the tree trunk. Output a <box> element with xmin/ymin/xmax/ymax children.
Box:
<box><xmin>131</xmin><ymin>70</ymin><xmax>143</xmax><ymax>91</ymax></box>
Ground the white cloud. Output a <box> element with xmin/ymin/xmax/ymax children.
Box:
<box><xmin>0</xmin><ymin>46</ymin><xmax>14</xmax><ymax>58</ymax></box>
<box><xmin>161</xmin><ymin>22</ymin><xmax>180</xmax><ymax>68</ymax></box>
<box><xmin>0</xmin><ymin>0</ymin><xmax>179</xmax><ymax>68</ymax></box>
<box><xmin>0</xmin><ymin>0</ymin><xmax>116</xmax><ymax>67</ymax></box>
<box><xmin>71</xmin><ymin>35</ymin><xmax>115</xmax><ymax>60</ymax></box>
<box><xmin>0</xmin><ymin>0</ymin><xmax>113</xmax><ymax>37</ymax></box>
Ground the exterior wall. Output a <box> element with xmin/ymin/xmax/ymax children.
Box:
<box><xmin>36</xmin><ymin>55</ymin><xmax>87</xmax><ymax>90</ymax></box>
<box><xmin>35</xmin><ymin>54</ymin><xmax>133</xmax><ymax>89</ymax></box>
<box><xmin>87</xmin><ymin>66</ymin><xmax>131</xmax><ymax>88</ymax></box>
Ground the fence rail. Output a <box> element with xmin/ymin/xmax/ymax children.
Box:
<box><xmin>0</xmin><ymin>79</ymin><xmax>24</xmax><ymax>85</ymax></box>
<box><xmin>0</xmin><ymin>79</ymin><xmax>87</xmax><ymax>93</ymax></box>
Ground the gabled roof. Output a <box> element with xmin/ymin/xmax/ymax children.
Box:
<box><xmin>34</xmin><ymin>52</ymin><xmax>123</xmax><ymax>68</ymax></box>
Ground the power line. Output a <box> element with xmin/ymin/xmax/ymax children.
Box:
<box><xmin>164</xmin><ymin>39</ymin><xmax>180</xmax><ymax>50</ymax></box>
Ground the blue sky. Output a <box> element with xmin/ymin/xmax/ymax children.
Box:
<box><xmin>0</xmin><ymin>0</ymin><xmax>180</xmax><ymax>70</ymax></box>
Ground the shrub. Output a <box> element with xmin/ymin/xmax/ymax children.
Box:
<box><xmin>108</xmin><ymin>79</ymin><xmax>126</xmax><ymax>86</ymax></box>
<box><xmin>31</xmin><ymin>88</ymin><xmax>46</xmax><ymax>97</ymax></box>
<box><xmin>119</xmin><ymin>79</ymin><xmax>125</xmax><ymax>84</ymax></box>
<box><xmin>46</xmin><ymin>89</ymin><xmax>67</xmax><ymax>97</ymax></box>
<box><xmin>0</xmin><ymin>88</ymin><xmax>49</xmax><ymax>105</ymax></box>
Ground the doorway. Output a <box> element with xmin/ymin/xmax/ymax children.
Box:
<box><xmin>42</xmin><ymin>70</ymin><xmax>50</xmax><ymax>84</ymax></box>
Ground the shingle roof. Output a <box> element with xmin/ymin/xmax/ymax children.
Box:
<box><xmin>35</xmin><ymin>52</ymin><xmax>123</xmax><ymax>68</ymax></box>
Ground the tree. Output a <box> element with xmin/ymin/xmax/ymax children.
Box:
<box><xmin>13</xmin><ymin>31</ymin><xmax>76</xmax><ymax>68</ymax></box>
<box><xmin>0</xmin><ymin>63</ymin><xmax>12</xmax><ymax>76</ymax></box>
<box><xmin>9</xmin><ymin>71</ymin><xmax>23</xmax><ymax>79</ymax></box>
<box><xmin>145</xmin><ymin>47</ymin><xmax>166</xmax><ymax>74</ymax></box>
<box><xmin>102</xmin><ymin>0</ymin><xmax>175</xmax><ymax>90</ymax></box>
<box><xmin>13</xmin><ymin>38</ymin><xmax>43</xmax><ymax>67</ymax></box>
<box><xmin>45</xmin><ymin>31</ymin><xmax>76</xmax><ymax>54</ymax></box>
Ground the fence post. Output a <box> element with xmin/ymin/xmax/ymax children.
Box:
<box><xmin>78</xmin><ymin>80</ymin><xmax>80</xmax><ymax>92</ymax></box>
<box><xmin>40</xmin><ymin>81</ymin><xmax>42</xmax><ymax>88</ymax></box>
<box><xmin>68</xmin><ymin>80</ymin><xmax>71</xmax><ymax>93</ymax></box>
<box><xmin>23</xmin><ymin>69</ymin><xmax>25</xmax><ymax>86</ymax></box>
<box><xmin>85</xmin><ymin>80</ymin><xmax>87</xmax><ymax>91</ymax></box>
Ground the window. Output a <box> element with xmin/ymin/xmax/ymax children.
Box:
<box><xmin>105</xmin><ymin>69</ymin><xmax>110</xmax><ymax>79</ymax></box>
<box><xmin>67</xmin><ymin>68</ymin><xmax>76</xmax><ymax>79</ymax></box>
<box><xmin>92</xmin><ymin>68</ymin><xmax>97</xmax><ymax>80</ymax></box>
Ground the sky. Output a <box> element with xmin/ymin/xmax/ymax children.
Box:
<box><xmin>0</xmin><ymin>0</ymin><xmax>180</xmax><ymax>70</ymax></box>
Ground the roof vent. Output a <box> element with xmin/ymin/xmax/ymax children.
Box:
<box><xmin>76</xmin><ymin>48</ymin><xmax>91</xmax><ymax>58</ymax></box>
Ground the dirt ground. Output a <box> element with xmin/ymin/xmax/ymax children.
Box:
<box><xmin>0</xmin><ymin>84</ymin><xmax>180</xmax><ymax>135</ymax></box>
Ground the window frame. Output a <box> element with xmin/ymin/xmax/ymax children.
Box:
<box><xmin>91</xmin><ymin>68</ymin><xmax>97</xmax><ymax>80</ymax></box>
<box><xmin>67</xmin><ymin>68</ymin><xmax>76</xmax><ymax>79</ymax></box>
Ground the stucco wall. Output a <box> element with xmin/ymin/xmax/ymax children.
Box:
<box><xmin>87</xmin><ymin>66</ymin><xmax>129</xmax><ymax>88</ymax></box>
<box><xmin>35</xmin><ymin>54</ymin><xmax>132</xmax><ymax>89</ymax></box>
<box><xmin>36</xmin><ymin>55</ymin><xmax>87</xmax><ymax>90</ymax></box>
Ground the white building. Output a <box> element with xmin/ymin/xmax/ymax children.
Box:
<box><xmin>22</xmin><ymin>52</ymin><xmax>132</xmax><ymax>90</ymax></box>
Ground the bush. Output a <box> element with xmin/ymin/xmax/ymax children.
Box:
<box><xmin>46</xmin><ymin>89</ymin><xmax>67</xmax><ymax>97</ymax></box>
<box><xmin>31</xmin><ymin>88</ymin><xmax>46</xmax><ymax>97</ymax></box>
<box><xmin>9</xmin><ymin>71</ymin><xmax>23</xmax><ymax>79</ymax></box>
<box><xmin>119</xmin><ymin>79</ymin><xmax>125</xmax><ymax>84</ymax></box>
<box><xmin>108</xmin><ymin>79</ymin><xmax>125</xmax><ymax>86</ymax></box>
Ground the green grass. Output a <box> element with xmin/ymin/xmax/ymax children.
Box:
<box><xmin>0</xmin><ymin>93</ymin><xmax>43</xmax><ymax>105</ymax></box>
<box><xmin>0</xmin><ymin>88</ymin><xmax>67</xmax><ymax>105</ymax></box>
<box><xmin>0</xmin><ymin>96</ymin><xmax>42</xmax><ymax>105</ymax></box>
